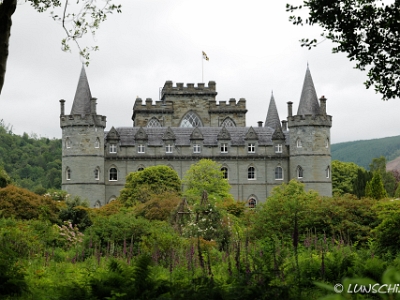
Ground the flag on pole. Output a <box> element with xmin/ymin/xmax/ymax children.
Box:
<box><xmin>202</xmin><ymin>51</ymin><xmax>209</xmax><ymax>61</ymax></box>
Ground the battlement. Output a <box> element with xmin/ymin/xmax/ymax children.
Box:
<box><xmin>161</xmin><ymin>81</ymin><xmax>217</xmax><ymax>100</ymax></box>
<box><xmin>133</xmin><ymin>98</ymin><xmax>174</xmax><ymax>113</ymax></box>
<box><xmin>287</xmin><ymin>114</ymin><xmax>332</xmax><ymax>128</ymax></box>
<box><xmin>60</xmin><ymin>114</ymin><xmax>107</xmax><ymax>128</ymax></box>
<box><xmin>209</xmin><ymin>98</ymin><xmax>247</xmax><ymax>114</ymax></box>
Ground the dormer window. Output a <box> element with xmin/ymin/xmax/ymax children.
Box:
<box><xmin>193</xmin><ymin>144</ymin><xmax>201</xmax><ymax>153</ymax></box>
<box><xmin>138</xmin><ymin>144</ymin><xmax>145</xmax><ymax>153</ymax></box>
<box><xmin>221</xmin><ymin>143</ymin><xmax>228</xmax><ymax>153</ymax></box>
<box><xmin>275</xmin><ymin>144</ymin><xmax>282</xmax><ymax>153</ymax></box>
<box><xmin>166</xmin><ymin>144</ymin><xmax>173</xmax><ymax>153</ymax></box>
<box><xmin>248</xmin><ymin>143</ymin><xmax>255</xmax><ymax>153</ymax></box>
<box><xmin>109</xmin><ymin>144</ymin><xmax>117</xmax><ymax>153</ymax></box>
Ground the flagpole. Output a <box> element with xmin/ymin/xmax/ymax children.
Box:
<box><xmin>202</xmin><ymin>52</ymin><xmax>204</xmax><ymax>83</ymax></box>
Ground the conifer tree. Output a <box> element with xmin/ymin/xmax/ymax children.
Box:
<box><xmin>365</xmin><ymin>172</ymin><xmax>387</xmax><ymax>200</ymax></box>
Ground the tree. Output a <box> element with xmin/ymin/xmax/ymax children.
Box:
<box><xmin>119</xmin><ymin>165</ymin><xmax>181</xmax><ymax>206</ymax></box>
<box><xmin>0</xmin><ymin>166</ymin><xmax>11</xmax><ymax>188</ymax></box>
<box><xmin>0</xmin><ymin>0</ymin><xmax>121</xmax><ymax>94</ymax></box>
<box><xmin>365</xmin><ymin>172</ymin><xmax>387</xmax><ymax>199</ymax></box>
<box><xmin>182</xmin><ymin>159</ymin><xmax>232</xmax><ymax>203</ymax></box>
<box><xmin>331</xmin><ymin>160</ymin><xmax>362</xmax><ymax>195</ymax></box>
<box><xmin>287</xmin><ymin>0</ymin><xmax>400</xmax><ymax>100</ymax></box>
<box><xmin>369</xmin><ymin>156</ymin><xmax>397</xmax><ymax>196</ymax></box>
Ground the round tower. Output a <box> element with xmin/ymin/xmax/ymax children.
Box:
<box><xmin>287</xmin><ymin>67</ymin><xmax>332</xmax><ymax>196</ymax></box>
<box><xmin>59</xmin><ymin>66</ymin><xmax>107</xmax><ymax>207</ymax></box>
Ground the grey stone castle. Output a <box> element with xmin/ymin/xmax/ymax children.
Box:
<box><xmin>60</xmin><ymin>66</ymin><xmax>332</xmax><ymax>208</ymax></box>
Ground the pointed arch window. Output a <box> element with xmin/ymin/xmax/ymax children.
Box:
<box><xmin>94</xmin><ymin>201</ymin><xmax>101</xmax><ymax>209</ymax></box>
<box><xmin>65</xmin><ymin>138</ymin><xmax>71</xmax><ymax>149</ymax></box>
<box><xmin>247</xmin><ymin>195</ymin><xmax>257</xmax><ymax>208</ymax></box>
<box><xmin>109</xmin><ymin>167</ymin><xmax>118</xmax><ymax>181</ymax></box>
<box><xmin>326</xmin><ymin>166</ymin><xmax>330</xmax><ymax>178</ymax></box>
<box><xmin>147</xmin><ymin>118</ymin><xmax>162</xmax><ymax>127</ymax></box>
<box><xmin>297</xmin><ymin>166</ymin><xmax>304</xmax><ymax>179</ymax></box>
<box><xmin>221</xmin><ymin>117</ymin><xmax>236</xmax><ymax>127</ymax></box>
<box><xmin>66</xmin><ymin>167</ymin><xmax>71</xmax><ymax>180</ymax></box>
<box><xmin>296</xmin><ymin>138</ymin><xmax>302</xmax><ymax>148</ymax></box>
<box><xmin>221</xmin><ymin>166</ymin><xmax>228</xmax><ymax>179</ymax></box>
<box><xmin>94</xmin><ymin>168</ymin><xmax>100</xmax><ymax>180</ymax></box>
<box><xmin>275</xmin><ymin>166</ymin><xmax>283</xmax><ymax>180</ymax></box>
<box><xmin>248</xmin><ymin>166</ymin><xmax>256</xmax><ymax>180</ymax></box>
<box><xmin>180</xmin><ymin>111</ymin><xmax>203</xmax><ymax>127</ymax></box>
<box><xmin>325</xmin><ymin>138</ymin><xmax>330</xmax><ymax>148</ymax></box>
<box><xmin>95</xmin><ymin>138</ymin><xmax>100</xmax><ymax>148</ymax></box>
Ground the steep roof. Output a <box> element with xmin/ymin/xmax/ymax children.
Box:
<box><xmin>70</xmin><ymin>66</ymin><xmax>92</xmax><ymax>115</ymax></box>
<box><xmin>297</xmin><ymin>66</ymin><xmax>320</xmax><ymax>116</ymax></box>
<box><xmin>264</xmin><ymin>92</ymin><xmax>281</xmax><ymax>130</ymax></box>
<box><xmin>107</xmin><ymin>126</ymin><xmax>289</xmax><ymax>147</ymax></box>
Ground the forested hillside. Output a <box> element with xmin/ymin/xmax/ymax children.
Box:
<box><xmin>0</xmin><ymin>120</ymin><xmax>62</xmax><ymax>193</ymax></box>
<box><xmin>331</xmin><ymin>135</ymin><xmax>400</xmax><ymax>169</ymax></box>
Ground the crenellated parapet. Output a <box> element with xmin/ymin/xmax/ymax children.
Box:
<box><xmin>133</xmin><ymin>98</ymin><xmax>174</xmax><ymax>114</ymax></box>
<box><xmin>209</xmin><ymin>98</ymin><xmax>247</xmax><ymax>114</ymax></box>
<box><xmin>161</xmin><ymin>81</ymin><xmax>217</xmax><ymax>100</ymax></box>
<box><xmin>60</xmin><ymin>114</ymin><xmax>107</xmax><ymax>128</ymax></box>
<box><xmin>287</xmin><ymin>114</ymin><xmax>332</xmax><ymax>128</ymax></box>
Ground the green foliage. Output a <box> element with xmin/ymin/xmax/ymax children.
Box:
<box><xmin>287</xmin><ymin>0</ymin><xmax>400</xmax><ymax>100</ymax></box>
<box><xmin>59</xmin><ymin>197</ymin><xmax>92</xmax><ymax>230</ymax></box>
<box><xmin>0</xmin><ymin>121</ymin><xmax>62</xmax><ymax>191</ymax></box>
<box><xmin>331</xmin><ymin>160</ymin><xmax>366</xmax><ymax>196</ymax></box>
<box><xmin>119</xmin><ymin>165</ymin><xmax>181</xmax><ymax>206</ymax></box>
<box><xmin>0</xmin><ymin>166</ymin><xmax>11</xmax><ymax>188</ymax></box>
<box><xmin>365</xmin><ymin>172</ymin><xmax>387</xmax><ymax>200</ymax></box>
<box><xmin>0</xmin><ymin>185</ymin><xmax>61</xmax><ymax>222</ymax></box>
<box><xmin>182</xmin><ymin>159</ymin><xmax>231</xmax><ymax>203</ymax></box>
<box><xmin>134</xmin><ymin>191</ymin><xmax>181</xmax><ymax>221</ymax></box>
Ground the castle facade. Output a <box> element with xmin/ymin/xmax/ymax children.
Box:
<box><xmin>60</xmin><ymin>67</ymin><xmax>332</xmax><ymax>207</ymax></box>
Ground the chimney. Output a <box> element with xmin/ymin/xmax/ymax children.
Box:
<box><xmin>287</xmin><ymin>101</ymin><xmax>293</xmax><ymax>117</ymax></box>
<box><xmin>257</xmin><ymin>121</ymin><xmax>263</xmax><ymax>127</ymax></box>
<box><xmin>59</xmin><ymin>99</ymin><xmax>65</xmax><ymax>116</ymax></box>
<box><xmin>319</xmin><ymin>96</ymin><xmax>327</xmax><ymax>115</ymax></box>
<box><xmin>91</xmin><ymin>97</ymin><xmax>97</xmax><ymax>114</ymax></box>
<box><xmin>281</xmin><ymin>120</ymin><xmax>287</xmax><ymax>131</ymax></box>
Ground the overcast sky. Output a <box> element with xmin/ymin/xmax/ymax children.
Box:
<box><xmin>1</xmin><ymin>0</ymin><xmax>398</xmax><ymax>144</ymax></box>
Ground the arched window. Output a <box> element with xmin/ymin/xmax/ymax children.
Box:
<box><xmin>95</xmin><ymin>137</ymin><xmax>100</xmax><ymax>148</ymax></box>
<box><xmin>325</xmin><ymin>138</ymin><xmax>330</xmax><ymax>148</ymax></box>
<box><xmin>65</xmin><ymin>138</ymin><xmax>71</xmax><ymax>149</ymax></box>
<box><xmin>94</xmin><ymin>201</ymin><xmax>101</xmax><ymax>208</ymax></box>
<box><xmin>108</xmin><ymin>197</ymin><xmax>116</xmax><ymax>204</ymax></box>
<box><xmin>296</xmin><ymin>138</ymin><xmax>302</xmax><ymax>148</ymax></box>
<box><xmin>66</xmin><ymin>167</ymin><xmax>71</xmax><ymax>180</ymax></box>
<box><xmin>94</xmin><ymin>168</ymin><xmax>100</xmax><ymax>180</ymax></box>
<box><xmin>109</xmin><ymin>167</ymin><xmax>118</xmax><ymax>181</ymax></box>
<box><xmin>147</xmin><ymin>117</ymin><xmax>162</xmax><ymax>127</ymax></box>
<box><xmin>221</xmin><ymin>166</ymin><xmax>228</xmax><ymax>179</ymax></box>
<box><xmin>326</xmin><ymin>166</ymin><xmax>330</xmax><ymax>178</ymax></box>
<box><xmin>275</xmin><ymin>166</ymin><xmax>283</xmax><ymax>180</ymax></box>
<box><xmin>297</xmin><ymin>166</ymin><xmax>304</xmax><ymax>179</ymax></box>
<box><xmin>180</xmin><ymin>111</ymin><xmax>203</xmax><ymax>127</ymax></box>
<box><xmin>221</xmin><ymin>117</ymin><xmax>236</xmax><ymax>127</ymax></box>
<box><xmin>247</xmin><ymin>197</ymin><xmax>257</xmax><ymax>208</ymax></box>
<box><xmin>248</xmin><ymin>166</ymin><xmax>255</xmax><ymax>180</ymax></box>
<box><xmin>138</xmin><ymin>167</ymin><xmax>144</xmax><ymax>171</ymax></box>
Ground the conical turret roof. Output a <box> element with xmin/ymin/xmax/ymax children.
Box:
<box><xmin>297</xmin><ymin>66</ymin><xmax>320</xmax><ymax>116</ymax></box>
<box><xmin>70</xmin><ymin>65</ymin><xmax>92</xmax><ymax>115</ymax></box>
<box><xmin>264</xmin><ymin>92</ymin><xmax>281</xmax><ymax>130</ymax></box>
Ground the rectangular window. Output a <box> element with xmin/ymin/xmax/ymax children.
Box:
<box><xmin>166</xmin><ymin>144</ymin><xmax>173</xmax><ymax>153</ymax></box>
<box><xmin>193</xmin><ymin>144</ymin><xmax>201</xmax><ymax>153</ymax></box>
<box><xmin>138</xmin><ymin>144</ymin><xmax>145</xmax><ymax>153</ymax></box>
<box><xmin>109</xmin><ymin>144</ymin><xmax>117</xmax><ymax>153</ymax></box>
<box><xmin>275</xmin><ymin>144</ymin><xmax>282</xmax><ymax>153</ymax></box>
<box><xmin>248</xmin><ymin>143</ymin><xmax>255</xmax><ymax>153</ymax></box>
<box><xmin>220</xmin><ymin>143</ymin><xmax>228</xmax><ymax>153</ymax></box>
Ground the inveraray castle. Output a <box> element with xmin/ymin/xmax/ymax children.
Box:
<box><xmin>60</xmin><ymin>66</ymin><xmax>332</xmax><ymax>208</ymax></box>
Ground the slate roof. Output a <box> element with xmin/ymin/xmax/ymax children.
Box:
<box><xmin>70</xmin><ymin>66</ymin><xmax>92</xmax><ymax>116</ymax></box>
<box><xmin>297</xmin><ymin>66</ymin><xmax>320</xmax><ymax>116</ymax></box>
<box><xmin>264</xmin><ymin>92</ymin><xmax>281</xmax><ymax>130</ymax></box>
<box><xmin>106</xmin><ymin>127</ymin><xmax>289</xmax><ymax>146</ymax></box>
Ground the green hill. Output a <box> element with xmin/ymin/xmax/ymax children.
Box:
<box><xmin>0</xmin><ymin>120</ymin><xmax>62</xmax><ymax>193</ymax></box>
<box><xmin>332</xmin><ymin>135</ymin><xmax>400</xmax><ymax>169</ymax></box>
